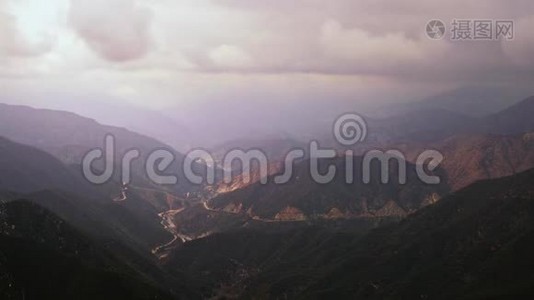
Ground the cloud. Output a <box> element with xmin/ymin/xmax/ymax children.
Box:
<box><xmin>502</xmin><ymin>15</ymin><xmax>534</xmax><ymax>67</ymax></box>
<box><xmin>209</xmin><ymin>44</ymin><xmax>253</xmax><ymax>68</ymax></box>
<box><xmin>69</xmin><ymin>0</ymin><xmax>153</xmax><ymax>62</ymax></box>
<box><xmin>319</xmin><ymin>20</ymin><xmax>423</xmax><ymax>70</ymax></box>
<box><xmin>1</xmin><ymin>0</ymin><xmax>534</xmax><ymax>112</ymax></box>
<box><xmin>0</xmin><ymin>11</ymin><xmax>52</xmax><ymax>57</ymax></box>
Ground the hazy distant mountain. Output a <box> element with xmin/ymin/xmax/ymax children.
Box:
<box><xmin>375</xmin><ymin>86</ymin><xmax>530</xmax><ymax>118</ymax></box>
<box><xmin>352</xmin><ymin>95</ymin><xmax>534</xmax><ymax>147</ymax></box>
<box><xmin>210</xmin><ymin>136</ymin><xmax>306</xmax><ymax>165</ymax></box>
<box><xmin>0</xmin><ymin>103</ymin><xmax>205</xmax><ymax>194</ymax></box>
<box><xmin>481</xmin><ymin>96</ymin><xmax>534</xmax><ymax>135</ymax></box>
<box><xmin>370</xmin><ymin>108</ymin><xmax>476</xmax><ymax>143</ymax></box>
<box><xmin>43</xmin><ymin>100</ymin><xmax>195</xmax><ymax>152</ymax></box>
<box><xmin>0</xmin><ymin>136</ymin><xmax>94</xmax><ymax>195</ymax></box>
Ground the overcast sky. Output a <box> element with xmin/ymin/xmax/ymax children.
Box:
<box><xmin>0</xmin><ymin>0</ymin><xmax>533</xmax><ymax>114</ymax></box>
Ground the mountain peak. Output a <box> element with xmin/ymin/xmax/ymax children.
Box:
<box><xmin>485</xmin><ymin>95</ymin><xmax>534</xmax><ymax>135</ymax></box>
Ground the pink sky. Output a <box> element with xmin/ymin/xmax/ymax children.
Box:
<box><xmin>0</xmin><ymin>0</ymin><xmax>533</xmax><ymax>113</ymax></box>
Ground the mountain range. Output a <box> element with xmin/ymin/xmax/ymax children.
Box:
<box><xmin>0</xmin><ymin>92</ymin><xmax>534</xmax><ymax>298</ymax></box>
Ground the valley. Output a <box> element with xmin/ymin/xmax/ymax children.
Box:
<box><xmin>1</xmin><ymin>93</ymin><xmax>534</xmax><ymax>299</ymax></box>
